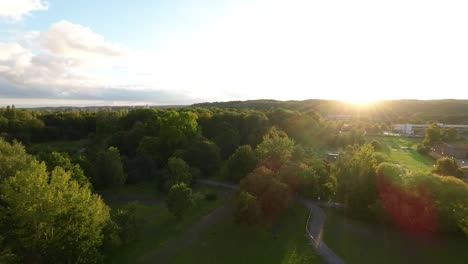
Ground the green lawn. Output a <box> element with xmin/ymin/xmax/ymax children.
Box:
<box><xmin>322</xmin><ymin>208</ymin><xmax>468</xmax><ymax>264</ymax></box>
<box><xmin>366</xmin><ymin>135</ymin><xmax>434</xmax><ymax>173</ymax></box>
<box><xmin>99</xmin><ymin>183</ymin><xmax>225</xmax><ymax>264</ymax></box>
<box><xmin>172</xmin><ymin>205</ymin><xmax>323</xmax><ymax>264</ymax></box>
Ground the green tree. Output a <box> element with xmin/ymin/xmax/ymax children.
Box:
<box><xmin>423</xmin><ymin>123</ymin><xmax>441</xmax><ymax>146</ymax></box>
<box><xmin>333</xmin><ymin>144</ymin><xmax>378</xmax><ymax>215</ymax></box>
<box><xmin>442</xmin><ymin>127</ymin><xmax>458</xmax><ymax>142</ymax></box>
<box><xmin>0</xmin><ymin>162</ymin><xmax>110</xmax><ymax>263</ymax></box>
<box><xmin>256</xmin><ymin>127</ymin><xmax>295</xmax><ymax>171</ymax></box>
<box><xmin>239</xmin><ymin>166</ymin><xmax>292</xmax><ymax>226</ymax></box>
<box><xmin>167</xmin><ymin>157</ymin><xmax>192</xmax><ymax>186</ymax></box>
<box><xmin>166</xmin><ymin>183</ymin><xmax>194</xmax><ymax>219</ymax></box>
<box><xmin>159</xmin><ymin>111</ymin><xmax>199</xmax><ymax>148</ymax></box>
<box><xmin>0</xmin><ymin>139</ymin><xmax>34</xmax><ymax>182</ymax></box>
<box><xmin>226</xmin><ymin>145</ymin><xmax>258</xmax><ymax>182</ymax></box>
<box><xmin>177</xmin><ymin>139</ymin><xmax>221</xmax><ymax>177</ymax></box>
<box><xmin>432</xmin><ymin>156</ymin><xmax>464</xmax><ymax>178</ymax></box>
<box><xmin>41</xmin><ymin>151</ymin><xmax>90</xmax><ymax>188</ymax></box>
<box><xmin>96</xmin><ymin>147</ymin><xmax>127</xmax><ymax>188</ymax></box>
<box><xmin>111</xmin><ymin>203</ymin><xmax>138</xmax><ymax>244</ymax></box>
<box><xmin>234</xmin><ymin>191</ymin><xmax>261</xmax><ymax>225</ymax></box>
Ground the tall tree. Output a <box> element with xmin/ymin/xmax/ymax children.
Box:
<box><xmin>423</xmin><ymin>123</ymin><xmax>441</xmax><ymax>146</ymax></box>
<box><xmin>226</xmin><ymin>145</ymin><xmax>258</xmax><ymax>182</ymax></box>
<box><xmin>167</xmin><ymin>157</ymin><xmax>192</xmax><ymax>186</ymax></box>
<box><xmin>96</xmin><ymin>147</ymin><xmax>127</xmax><ymax>188</ymax></box>
<box><xmin>40</xmin><ymin>151</ymin><xmax>90</xmax><ymax>188</ymax></box>
<box><xmin>0</xmin><ymin>162</ymin><xmax>110</xmax><ymax>263</ymax></box>
<box><xmin>166</xmin><ymin>183</ymin><xmax>194</xmax><ymax>220</ymax></box>
<box><xmin>256</xmin><ymin>127</ymin><xmax>295</xmax><ymax>171</ymax></box>
<box><xmin>333</xmin><ymin>144</ymin><xmax>378</xmax><ymax>215</ymax></box>
<box><xmin>0</xmin><ymin>139</ymin><xmax>34</xmax><ymax>182</ymax></box>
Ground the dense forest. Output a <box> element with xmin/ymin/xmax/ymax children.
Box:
<box><xmin>0</xmin><ymin>100</ymin><xmax>467</xmax><ymax>263</ymax></box>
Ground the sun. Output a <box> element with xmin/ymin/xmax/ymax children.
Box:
<box><xmin>339</xmin><ymin>94</ymin><xmax>379</xmax><ymax>107</ymax></box>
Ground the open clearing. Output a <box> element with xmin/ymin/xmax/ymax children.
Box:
<box><xmin>322</xmin><ymin>208</ymin><xmax>468</xmax><ymax>264</ymax></box>
<box><xmin>366</xmin><ymin>135</ymin><xmax>434</xmax><ymax>173</ymax></box>
<box><xmin>100</xmin><ymin>183</ymin><xmax>225</xmax><ymax>264</ymax></box>
<box><xmin>171</xmin><ymin>204</ymin><xmax>322</xmax><ymax>264</ymax></box>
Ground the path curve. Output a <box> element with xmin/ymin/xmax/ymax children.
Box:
<box><xmin>198</xmin><ymin>179</ymin><xmax>345</xmax><ymax>264</ymax></box>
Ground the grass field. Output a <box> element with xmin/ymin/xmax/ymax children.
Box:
<box><xmin>366</xmin><ymin>135</ymin><xmax>434</xmax><ymax>173</ymax></box>
<box><xmin>171</xmin><ymin>205</ymin><xmax>322</xmax><ymax>264</ymax></box>
<box><xmin>322</xmin><ymin>208</ymin><xmax>468</xmax><ymax>264</ymax></box>
<box><xmin>99</xmin><ymin>182</ymin><xmax>225</xmax><ymax>264</ymax></box>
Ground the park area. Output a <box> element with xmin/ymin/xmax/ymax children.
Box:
<box><xmin>171</xmin><ymin>204</ymin><xmax>321</xmax><ymax>264</ymax></box>
<box><xmin>99</xmin><ymin>183</ymin><xmax>225</xmax><ymax>264</ymax></box>
<box><xmin>321</xmin><ymin>208</ymin><xmax>468</xmax><ymax>264</ymax></box>
<box><xmin>99</xmin><ymin>183</ymin><xmax>321</xmax><ymax>264</ymax></box>
<box><xmin>366</xmin><ymin>135</ymin><xmax>434</xmax><ymax>173</ymax></box>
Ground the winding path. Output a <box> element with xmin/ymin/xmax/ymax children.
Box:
<box><xmin>198</xmin><ymin>179</ymin><xmax>345</xmax><ymax>264</ymax></box>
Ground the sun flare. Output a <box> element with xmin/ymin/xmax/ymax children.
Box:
<box><xmin>338</xmin><ymin>94</ymin><xmax>380</xmax><ymax>107</ymax></box>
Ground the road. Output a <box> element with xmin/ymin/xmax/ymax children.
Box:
<box><xmin>197</xmin><ymin>179</ymin><xmax>345</xmax><ymax>264</ymax></box>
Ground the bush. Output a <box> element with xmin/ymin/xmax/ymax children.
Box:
<box><xmin>204</xmin><ymin>191</ymin><xmax>218</xmax><ymax>201</ymax></box>
<box><xmin>417</xmin><ymin>144</ymin><xmax>430</xmax><ymax>155</ymax></box>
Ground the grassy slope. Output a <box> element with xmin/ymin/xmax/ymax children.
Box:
<box><xmin>322</xmin><ymin>208</ymin><xmax>468</xmax><ymax>264</ymax></box>
<box><xmin>99</xmin><ymin>183</ymin><xmax>224</xmax><ymax>264</ymax></box>
<box><xmin>172</xmin><ymin>205</ymin><xmax>322</xmax><ymax>264</ymax></box>
<box><xmin>367</xmin><ymin>135</ymin><xmax>434</xmax><ymax>173</ymax></box>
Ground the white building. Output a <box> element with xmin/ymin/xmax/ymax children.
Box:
<box><xmin>392</xmin><ymin>123</ymin><xmax>468</xmax><ymax>135</ymax></box>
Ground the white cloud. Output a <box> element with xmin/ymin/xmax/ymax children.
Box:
<box><xmin>0</xmin><ymin>20</ymin><xmax>196</xmax><ymax>104</ymax></box>
<box><xmin>0</xmin><ymin>0</ymin><xmax>48</xmax><ymax>21</ymax></box>
<box><xmin>39</xmin><ymin>20</ymin><xmax>127</xmax><ymax>58</ymax></box>
<box><xmin>0</xmin><ymin>20</ymin><xmax>129</xmax><ymax>98</ymax></box>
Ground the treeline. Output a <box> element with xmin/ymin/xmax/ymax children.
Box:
<box><xmin>194</xmin><ymin>99</ymin><xmax>468</xmax><ymax>123</ymax></box>
<box><xmin>333</xmin><ymin>144</ymin><xmax>468</xmax><ymax>237</ymax></box>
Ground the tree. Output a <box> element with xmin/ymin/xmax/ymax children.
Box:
<box><xmin>234</xmin><ymin>191</ymin><xmax>261</xmax><ymax>225</ymax></box>
<box><xmin>239</xmin><ymin>166</ymin><xmax>293</xmax><ymax>226</ymax></box>
<box><xmin>423</xmin><ymin>123</ymin><xmax>441</xmax><ymax>146</ymax></box>
<box><xmin>432</xmin><ymin>156</ymin><xmax>464</xmax><ymax>178</ymax></box>
<box><xmin>226</xmin><ymin>145</ymin><xmax>258</xmax><ymax>182</ymax></box>
<box><xmin>333</xmin><ymin>144</ymin><xmax>378</xmax><ymax>215</ymax></box>
<box><xmin>0</xmin><ymin>139</ymin><xmax>35</xmax><ymax>182</ymax></box>
<box><xmin>416</xmin><ymin>144</ymin><xmax>430</xmax><ymax>155</ymax></box>
<box><xmin>177</xmin><ymin>139</ymin><xmax>221</xmax><ymax>177</ymax></box>
<box><xmin>40</xmin><ymin>151</ymin><xmax>90</xmax><ymax>188</ymax></box>
<box><xmin>111</xmin><ymin>203</ymin><xmax>138</xmax><ymax>244</ymax></box>
<box><xmin>159</xmin><ymin>111</ymin><xmax>199</xmax><ymax>149</ymax></box>
<box><xmin>167</xmin><ymin>157</ymin><xmax>192</xmax><ymax>186</ymax></box>
<box><xmin>96</xmin><ymin>147</ymin><xmax>127</xmax><ymax>188</ymax></box>
<box><xmin>442</xmin><ymin>127</ymin><xmax>458</xmax><ymax>142</ymax></box>
<box><xmin>0</xmin><ymin>162</ymin><xmax>110</xmax><ymax>263</ymax></box>
<box><xmin>256</xmin><ymin>127</ymin><xmax>295</xmax><ymax>171</ymax></box>
<box><xmin>166</xmin><ymin>183</ymin><xmax>194</xmax><ymax>219</ymax></box>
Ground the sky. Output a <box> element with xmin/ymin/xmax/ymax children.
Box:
<box><xmin>0</xmin><ymin>0</ymin><xmax>468</xmax><ymax>107</ymax></box>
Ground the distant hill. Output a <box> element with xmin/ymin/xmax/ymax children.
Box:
<box><xmin>193</xmin><ymin>99</ymin><xmax>468</xmax><ymax>123</ymax></box>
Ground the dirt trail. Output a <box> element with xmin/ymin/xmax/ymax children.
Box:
<box><xmin>138</xmin><ymin>190</ymin><xmax>234</xmax><ymax>264</ymax></box>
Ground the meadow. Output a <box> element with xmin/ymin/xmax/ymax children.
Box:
<box><xmin>366</xmin><ymin>135</ymin><xmax>434</xmax><ymax>173</ymax></box>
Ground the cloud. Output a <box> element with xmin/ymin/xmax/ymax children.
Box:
<box><xmin>0</xmin><ymin>20</ymin><xmax>203</xmax><ymax>106</ymax></box>
<box><xmin>40</xmin><ymin>20</ymin><xmax>127</xmax><ymax>58</ymax></box>
<box><xmin>0</xmin><ymin>0</ymin><xmax>48</xmax><ymax>21</ymax></box>
<box><xmin>0</xmin><ymin>21</ymin><xmax>132</xmax><ymax>99</ymax></box>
